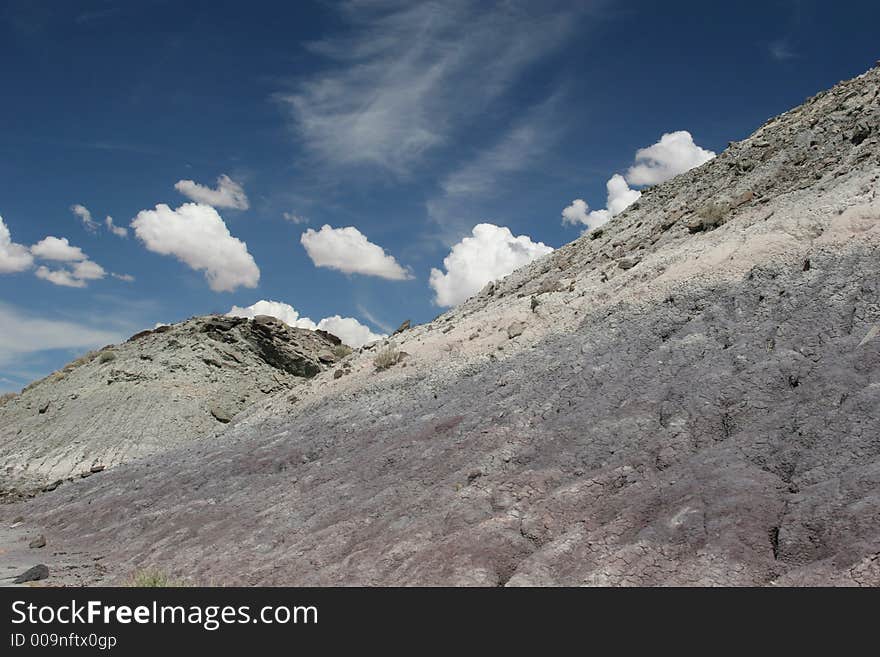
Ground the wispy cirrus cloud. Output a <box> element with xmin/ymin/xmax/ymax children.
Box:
<box><xmin>427</xmin><ymin>97</ymin><xmax>564</xmax><ymax>240</ymax></box>
<box><xmin>355</xmin><ymin>304</ymin><xmax>393</xmax><ymax>334</ymax></box>
<box><xmin>70</xmin><ymin>204</ymin><xmax>129</xmax><ymax>237</ymax></box>
<box><xmin>280</xmin><ymin>1</ymin><xmax>585</xmax><ymax>174</ymax></box>
<box><xmin>439</xmin><ymin>100</ymin><xmax>562</xmax><ymax>199</ymax></box>
<box><xmin>71</xmin><ymin>203</ymin><xmax>100</xmax><ymax>232</ymax></box>
<box><xmin>767</xmin><ymin>0</ymin><xmax>806</xmax><ymax>62</ymax></box>
<box><xmin>0</xmin><ymin>302</ymin><xmax>122</xmax><ymax>367</ymax></box>
<box><xmin>105</xmin><ymin>216</ymin><xmax>128</xmax><ymax>237</ymax></box>
<box><xmin>769</xmin><ymin>40</ymin><xmax>797</xmax><ymax>61</ymax></box>
<box><xmin>174</xmin><ymin>174</ymin><xmax>249</xmax><ymax>210</ymax></box>
<box><xmin>282</xmin><ymin>212</ymin><xmax>309</xmax><ymax>225</ymax></box>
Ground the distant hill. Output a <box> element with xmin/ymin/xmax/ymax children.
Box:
<box><xmin>0</xmin><ymin>314</ymin><xmax>344</xmax><ymax>497</ymax></box>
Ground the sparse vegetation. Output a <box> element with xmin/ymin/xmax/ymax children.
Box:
<box><xmin>71</xmin><ymin>351</ymin><xmax>98</xmax><ymax>368</ymax></box>
<box><xmin>687</xmin><ymin>199</ymin><xmax>732</xmax><ymax>233</ymax></box>
<box><xmin>98</xmin><ymin>350</ymin><xmax>117</xmax><ymax>364</ymax></box>
<box><xmin>332</xmin><ymin>344</ymin><xmax>353</xmax><ymax>359</ymax></box>
<box><xmin>697</xmin><ymin>199</ymin><xmax>730</xmax><ymax>225</ymax></box>
<box><xmin>536</xmin><ymin>277</ymin><xmax>561</xmax><ymax>295</ymax></box>
<box><xmin>373</xmin><ymin>344</ymin><xmax>401</xmax><ymax>371</ymax></box>
<box><xmin>0</xmin><ymin>392</ymin><xmax>17</xmax><ymax>407</ymax></box>
<box><xmin>17</xmin><ymin>351</ymin><xmax>99</xmax><ymax>395</ymax></box>
<box><xmin>128</xmin><ymin>569</ymin><xmax>181</xmax><ymax>587</ymax></box>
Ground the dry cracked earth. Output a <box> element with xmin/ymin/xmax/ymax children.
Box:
<box><xmin>1</xmin><ymin>63</ymin><xmax>879</xmax><ymax>586</ymax></box>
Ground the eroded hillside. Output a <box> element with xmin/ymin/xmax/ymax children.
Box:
<box><xmin>2</xmin><ymin>64</ymin><xmax>878</xmax><ymax>586</ymax></box>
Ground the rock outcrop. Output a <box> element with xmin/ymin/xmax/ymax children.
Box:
<box><xmin>2</xmin><ymin>64</ymin><xmax>879</xmax><ymax>586</ymax></box>
<box><xmin>0</xmin><ymin>315</ymin><xmax>340</xmax><ymax>496</ymax></box>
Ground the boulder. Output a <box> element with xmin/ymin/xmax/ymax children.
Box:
<box><xmin>14</xmin><ymin>564</ymin><xmax>49</xmax><ymax>584</ymax></box>
<box><xmin>318</xmin><ymin>351</ymin><xmax>337</xmax><ymax>364</ymax></box>
<box><xmin>210</xmin><ymin>406</ymin><xmax>233</xmax><ymax>423</ymax></box>
<box><xmin>316</xmin><ymin>329</ymin><xmax>342</xmax><ymax>346</ymax></box>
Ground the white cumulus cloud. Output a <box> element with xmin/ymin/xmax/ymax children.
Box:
<box><xmin>22</xmin><ymin>231</ymin><xmax>108</xmax><ymax>288</ymax></box>
<box><xmin>30</xmin><ymin>236</ymin><xmax>86</xmax><ymax>262</ymax></box>
<box><xmin>71</xmin><ymin>204</ymin><xmax>99</xmax><ymax>232</ymax></box>
<box><xmin>71</xmin><ymin>260</ymin><xmax>106</xmax><ymax>281</ymax></box>
<box><xmin>174</xmin><ymin>174</ymin><xmax>249</xmax><ymax>210</ymax></box>
<box><xmin>561</xmin><ymin>174</ymin><xmax>640</xmax><ymax>232</ymax></box>
<box><xmin>34</xmin><ymin>259</ymin><xmax>106</xmax><ymax>288</ymax></box>
<box><xmin>228</xmin><ymin>300</ymin><xmax>318</xmax><ymax>330</ymax></box>
<box><xmin>625</xmin><ymin>131</ymin><xmax>716</xmax><ymax>186</ymax></box>
<box><xmin>35</xmin><ymin>266</ymin><xmax>87</xmax><ymax>288</ymax></box>
<box><xmin>562</xmin><ymin>131</ymin><xmax>714</xmax><ymax>232</ymax></box>
<box><xmin>429</xmin><ymin>223</ymin><xmax>553</xmax><ymax>307</ymax></box>
<box><xmin>607</xmin><ymin>174</ymin><xmax>643</xmax><ymax>215</ymax></box>
<box><xmin>561</xmin><ymin>198</ymin><xmax>588</xmax><ymax>225</ymax></box>
<box><xmin>132</xmin><ymin>203</ymin><xmax>260</xmax><ymax>293</ymax></box>
<box><xmin>0</xmin><ymin>215</ymin><xmax>34</xmax><ymax>273</ymax></box>
<box><xmin>300</xmin><ymin>225</ymin><xmax>411</xmax><ymax>280</ymax></box>
<box><xmin>315</xmin><ymin>315</ymin><xmax>384</xmax><ymax>348</ymax></box>
<box><xmin>227</xmin><ymin>300</ymin><xmax>385</xmax><ymax>348</ymax></box>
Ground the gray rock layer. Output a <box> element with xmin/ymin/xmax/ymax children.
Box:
<box><xmin>2</xmin><ymin>64</ymin><xmax>880</xmax><ymax>586</ymax></box>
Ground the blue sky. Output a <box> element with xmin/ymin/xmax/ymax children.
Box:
<box><xmin>1</xmin><ymin>0</ymin><xmax>879</xmax><ymax>391</ymax></box>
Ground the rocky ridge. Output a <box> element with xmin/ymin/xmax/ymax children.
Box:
<box><xmin>0</xmin><ymin>314</ymin><xmax>342</xmax><ymax>497</ymax></box>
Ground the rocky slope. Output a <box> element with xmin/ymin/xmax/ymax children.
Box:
<box><xmin>0</xmin><ymin>314</ymin><xmax>342</xmax><ymax>497</ymax></box>
<box><xmin>2</xmin><ymin>63</ymin><xmax>879</xmax><ymax>586</ymax></box>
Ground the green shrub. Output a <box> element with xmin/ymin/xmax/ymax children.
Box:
<box><xmin>98</xmin><ymin>350</ymin><xmax>117</xmax><ymax>363</ymax></box>
<box><xmin>332</xmin><ymin>344</ymin><xmax>353</xmax><ymax>359</ymax></box>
